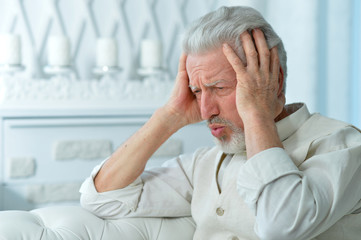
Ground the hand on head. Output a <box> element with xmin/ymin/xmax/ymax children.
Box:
<box><xmin>222</xmin><ymin>29</ymin><xmax>286</xmax><ymax>122</ymax></box>
<box><xmin>164</xmin><ymin>53</ymin><xmax>202</xmax><ymax>127</ymax></box>
<box><xmin>165</xmin><ymin>29</ymin><xmax>286</xmax><ymax>130</ymax></box>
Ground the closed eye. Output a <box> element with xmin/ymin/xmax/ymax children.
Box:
<box><xmin>193</xmin><ymin>89</ymin><xmax>201</xmax><ymax>95</ymax></box>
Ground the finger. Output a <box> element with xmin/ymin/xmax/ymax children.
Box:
<box><xmin>270</xmin><ymin>47</ymin><xmax>280</xmax><ymax>75</ymax></box>
<box><xmin>269</xmin><ymin>47</ymin><xmax>283</xmax><ymax>95</ymax></box>
<box><xmin>240</xmin><ymin>31</ymin><xmax>259</xmax><ymax>72</ymax></box>
<box><xmin>178</xmin><ymin>52</ymin><xmax>187</xmax><ymax>73</ymax></box>
<box><xmin>222</xmin><ymin>43</ymin><xmax>246</xmax><ymax>75</ymax></box>
<box><xmin>270</xmin><ymin>47</ymin><xmax>280</xmax><ymax>85</ymax></box>
<box><xmin>176</xmin><ymin>53</ymin><xmax>189</xmax><ymax>87</ymax></box>
<box><xmin>252</xmin><ymin>29</ymin><xmax>270</xmax><ymax>74</ymax></box>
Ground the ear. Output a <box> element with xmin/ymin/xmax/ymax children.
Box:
<box><xmin>277</xmin><ymin>66</ymin><xmax>284</xmax><ymax>96</ymax></box>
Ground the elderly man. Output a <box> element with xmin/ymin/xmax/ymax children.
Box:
<box><xmin>80</xmin><ymin>6</ymin><xmax>361</xmax><ymax>240</ymax></box>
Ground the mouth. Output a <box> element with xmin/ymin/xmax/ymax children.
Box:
<box><xmin>209</xmin><ymin>124</ymin><xmax>226</xmax><ymax>138</ymax></box>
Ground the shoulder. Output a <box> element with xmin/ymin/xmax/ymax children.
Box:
<box><xmin>284</xmin><ymin>114</ymin><xmax>361</xmax><ymax>165</ymax></box>
<box><xmin>307</xmin><ymin>116</ymin><xmax>361</xmax><ymax>156</ymax></box>
<box><xmin>304</xmin><ymin>113</ymin><xmax>352</xmax><ymax>132</ymax></box>
<box><xmin>304</xmin><ymin>114</ymin><xmax>361</xmax><ymax>142</ymax></box>
<box><xmin>289</xmin><ymin>113</ymin><xmax>360</xmax><ymax>143</ymax></box>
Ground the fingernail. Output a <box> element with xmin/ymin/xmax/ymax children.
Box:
<box><xmin>223</xmin><ymin>43</ymin><xmax>229</xmax><ymax>49</ymax></box>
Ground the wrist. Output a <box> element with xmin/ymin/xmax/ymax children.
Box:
<box><xmin>154</xmin><ymin>106</ymin><xmax>187</xmax><ymax>134</ymax></box>
<box><xmin>242</xmin><ymin>109</ymin><xmax>276</xmax><ymax>128</ymax></box>
<box><xmin>242</xmin><ymin>110</ymin><xmax>283</xmax><ymax>158</ymax></box>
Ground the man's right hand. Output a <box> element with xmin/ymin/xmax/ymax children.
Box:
<box><xmin>163</xmin><ymin>53</ymin><xmax>202</xmax><ymax>128</ymax></box>
<box><xmin>93</xmin><ymin>53</ymin><xmax>201</xmax><ymax>193</ymax></box>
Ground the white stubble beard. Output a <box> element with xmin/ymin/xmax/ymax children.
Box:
<box><xmin>208</xmin><ymin>116</ymin><xmax>246</xmax><ymax>154</ymax></box>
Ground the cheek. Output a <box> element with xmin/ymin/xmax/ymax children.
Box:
<box><xmin>220</xmin><ymin>95</ymin><xmax>244</xmax><ymax>128</ymax></box>
<box><xmin>220</xmin><ymin>93</ymin><xmax>237</xmax><ymax>112</ymax></box>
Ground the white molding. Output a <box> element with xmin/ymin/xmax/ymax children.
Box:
<box><xmin>0</xmin><ymin>76</ymin><xmax>173</xmax><ymax>108</ymax></box>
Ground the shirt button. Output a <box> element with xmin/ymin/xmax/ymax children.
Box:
<box><xmin>230</xmin><ymin>237</ymin><xmax>239</xmax><ymax>240</ymax></box>
<box><xmin>216</xmin><ymin>207</ymin><xmax>224</xmax><ymax>216</ymax></box>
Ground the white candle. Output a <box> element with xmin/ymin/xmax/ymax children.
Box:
<box><xmin>96</xmin><ymin>38</ymin><xmax>118</xmax><ymax>67</ymax></box>
<box><xmin>48</xmin><ymin>36</ymin><xmax>71</xmax><ymax>66</ymax></box>
<box><xmin>140</xmin><ymin>39</ymin><xmax>162</xmax><ymax>68</ymax></box>
<box><xmin>0</xmin><ymin>34</ymin><xmax>21</xmax><ymax>65</ymax></box>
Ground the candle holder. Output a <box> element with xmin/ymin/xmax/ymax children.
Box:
<box><xmin>93</xmin><ymin>65</ymin><xmax>122</xmax><ymax>75</ymax></box>
<box><xmin>0</xmin><ymin>64</ymin><xmax>25</xmax><ymax>73</ymax></box>
<box><xmin>0</xmin><ymin>64</ymin><xmax>25</xmax><ymax>77</ymax></box>
<box><xmin>92</xmin><ymin>66</ymin><xmax>122</xmax><ymax>81</ymax></box>
<box><xmin>137</xmin><ymin>67</ymin><xmax>164</xmax><ymax>76</ymax></box>
<box><xmin>138</xmin><ymin>39</ymin><xmax>166</xmax><ymax>82</ymax></box>
<box><xmin>93</xmin><ymin>38</ymin><xmax>121</xmax><ymax>81</ymax></box>
<box><xmin>0</xmin><ymin>34</ymin><xmax>24</xmax><ymax>77</ymax></box>
<box><xmin>44</xmin><ymin>65</ymin><xmax>75</xmax><ymax>80</ymax></box>
<box><xmin>137</xmin><ymin>67</ymin><xmax>168</xmax><ymax>84</ymax></box>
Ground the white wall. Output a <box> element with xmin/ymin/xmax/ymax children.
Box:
<box><xmin>0</xmin><ymin>0</ymin><xmax>360</xmax><ymax>125</ymax></box>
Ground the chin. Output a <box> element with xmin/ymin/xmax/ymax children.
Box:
<box><xmin>214</xmin><ymin>133</ymin><xmax>246</xmax><ymax>154</ymax></box>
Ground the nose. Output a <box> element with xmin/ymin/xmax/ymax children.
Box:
<box><xmin>200</xmin><ymin>91</ymin><xmax>219</xmax><ymax>120</ymax></box>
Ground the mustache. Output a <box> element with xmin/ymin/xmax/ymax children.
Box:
<box><xmin>208</xmin><ymin>116</ymin><xmax>243</xmax><ymax>134</ymax></box>
<box><xmin>208</xmin><ymin>116</ymin><xmax>232</xmax><ymax>126</ymax></box>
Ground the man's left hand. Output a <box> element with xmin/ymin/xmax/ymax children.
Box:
<box><xmin>222</xmin><ymin>29</ymin><xmax>286</xmax><ymax>158</ymax></box>
<box><xmin>222</xmin><ymin>29</ymin><xmax>285</xmax><ymax>123</ymax></box>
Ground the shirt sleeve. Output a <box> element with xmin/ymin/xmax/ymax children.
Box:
<box><xmin>79</xmin><ymin>159</ymin><xmax>144</xmax><ymax>218</ymax></box>
<box><xmin>80</xmin><ymin>148</ymin><xmax>207</xmax><ymax>219</ymax></box>
<box><xmin>237</xmin><ymin>127</ymin><xmax>361</xmax><ymax>240</ymax></box>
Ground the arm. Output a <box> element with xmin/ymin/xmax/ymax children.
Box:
<box><xmin>80</xmin><ymin>150</ymin><xmax>203</xmax><ymax>219</ymax></box>
<box><xmin>237</xmin><ymin>128</ymin><xmax>361</xmax><ymax>239</ymax></box>
<box><xmin>94</xmin><ymin>53</ymin><xmax>201</xmax><ymax>192</ymax></box>
<box><xmin>223</xmin><ymin>30</ymin><xmax>361</xmax><ymax>238</ymax></box>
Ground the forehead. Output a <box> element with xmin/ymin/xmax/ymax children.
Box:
<box><xmin>186</xmin><ymin>48</ymin><xmax>236</xmax><ymax>86</ymax></box>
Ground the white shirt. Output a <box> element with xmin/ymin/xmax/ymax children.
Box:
<box><xmin>80</xmin><ymin>103</ymin><xmax>361</xmax><ymax>239</ymax></box>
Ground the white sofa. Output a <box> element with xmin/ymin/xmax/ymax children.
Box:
<box><xmin>0</xmin><ymin>206</ymin><xmax>195</xmax><ymax>239</ymax></box>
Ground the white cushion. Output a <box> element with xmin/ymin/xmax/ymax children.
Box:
<box><xmin>0</xmin><ymin>206</ymin><xmax>195</xmax><ymax>239</ymax></box>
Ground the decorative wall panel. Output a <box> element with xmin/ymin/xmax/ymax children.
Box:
<box><xmin>0</xmin><ymin>0</ymin><xmax>359</xmax><ymax>123</ymax></box>
<box><xmin>0</xmin><ymin>0</ymin><xmax>218</xmax><ymax>80</ymax></box>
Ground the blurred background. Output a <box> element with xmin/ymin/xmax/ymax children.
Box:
<box><xmin>0</xmin><ymin>0</ymin><xmax>360</xmax><ymax>210</ymax></box>
<box><xmin>0</xmin><ymin>0</ymin><xmax>359</xmax><ymax>123</ymax></box>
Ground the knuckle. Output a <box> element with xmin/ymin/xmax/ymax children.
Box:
<box><xmin>248</xmin><ymin>50</ymin><xmax>258</xmax><ymax>58</ymax></box>
<box><xmin>273</xmin><ymin>57</ymin><xmax>280</xmax><ymax>66</ymax></box>
<box><xmin>272</xmin><ymin>52</ymin><xmax>280</xmax><ymax>61</ymax></box>
<box><xmin>275</xmin><ymin>57</ymin><xmax>280</xmax><ymax>64</ymax></box>
<box><xmin>262</xmin><ymin>50</ymin><xmax>271</xmax><ymax>58</ymax></box>
<box><xmin>272</xmin><ymin>51</ymin><xmax>280</xmax><ymax>62</ymax></box>
<box><xmin>231</xmin><ymin>57</ymin><xmax>241</xmax><ymax>65</ymax></box>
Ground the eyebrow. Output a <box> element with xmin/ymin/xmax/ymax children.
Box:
<box><xmin>189</xmin><ymin>79</ymin><xmax>227</xmax><ymax>91</ymax></box>
<box><xmin>189</xmin><ymin>84</ymin><xmax>198</xmax><ymax>91</ymax></box>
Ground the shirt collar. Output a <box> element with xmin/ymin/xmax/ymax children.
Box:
<box><xmin>276</xmin><ymin>103</ymin><xmax>311</xmax><ymax>142</ymax></box>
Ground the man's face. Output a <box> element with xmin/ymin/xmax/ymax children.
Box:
<box><xmin>187</xmin><ymin>47</ymin><xmax>246</xmax><ymax>153</ymax></box>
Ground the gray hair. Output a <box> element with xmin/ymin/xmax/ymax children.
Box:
<box><xmin>182</xmin><ymin>6</ymin><xmax>287</xmax><ymax>92</ymax></box>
